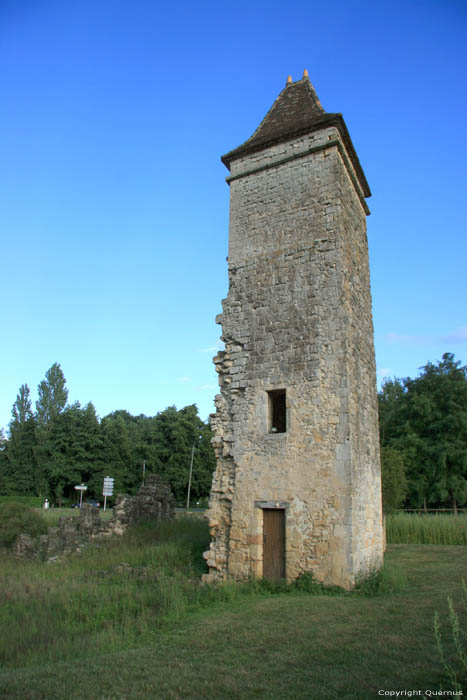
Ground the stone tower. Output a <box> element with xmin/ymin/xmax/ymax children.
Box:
<box><xmin>204</xmin><ymin>72</ymin><xmax>383</xmax><ymax>589</ymax></box>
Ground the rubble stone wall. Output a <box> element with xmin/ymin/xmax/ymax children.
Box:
<box><xmin>12</xmin><ymin>475</ymin><xmax>176</xmax><ymax>561</ymax></box>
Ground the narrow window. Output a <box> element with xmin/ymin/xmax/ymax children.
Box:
<box><xmin>268</xmin><ymin>389</ymin><xmax>286</xmax><ymax>433</ymax></box>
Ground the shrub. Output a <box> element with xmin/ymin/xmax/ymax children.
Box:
<box><xmin>0</xmin><ymin>502</ymin><xmax>49</xmax><ymax>548</ymax></box>
<box><xmin>354</xmin><ymin>562</ymin><xmax>407</xmax><ymax>596</ymax></box>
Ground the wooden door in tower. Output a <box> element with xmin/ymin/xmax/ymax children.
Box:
<box><xmin>263</xmin><ymin>509</ymin><xmax>285</xmax><ymax>581</ymax></box>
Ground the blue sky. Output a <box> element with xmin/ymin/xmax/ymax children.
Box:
<box><xmin>1</xmin><ymin>0</ymin><xmax>466</xmax><ymax>433</ymax></box>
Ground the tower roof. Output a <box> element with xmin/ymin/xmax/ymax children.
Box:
<box><xmin>222</xmin><ymin>73</ymin><xmax>371</xmax><ymax>199</ymax></box>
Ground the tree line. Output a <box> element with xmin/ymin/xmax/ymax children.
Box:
<box><xmin>1</xmin><ymin>353</ymin><xmax>465</xmax><ymax>513</ymax></box>
<box><xmin>379</xmin><ymin>352</ymin><xmax>467</xmax><ymax>513</ymax></box>
<box><xmin>0</xmin><ymin>363</ymin><xmax>216</xmax><ymax>505</ymax></box>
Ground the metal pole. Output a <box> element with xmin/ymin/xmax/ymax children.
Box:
<box><xmin>142</xmin><ymin>461</ymin><xmax>146</xmax><ymax>487</ymax></box>
<box><xmin>104</xmin><ymin>494</ymin><xmax>107</xmax><ymax>512</ymax></box>
<box><xmin>79</xmin><ymin>485</ymin><xmax>84</xmax><ymax>508</ymax></box>
<box><xmin>186</xmin><ymin>444</ymin><xmax>195</xmax><ymax>510</ymax></box>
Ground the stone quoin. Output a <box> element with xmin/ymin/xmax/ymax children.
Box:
<box><xmin>203</xmin><ymin>71</ymin><xmax>384</xmax><ymax>588</ymax></box>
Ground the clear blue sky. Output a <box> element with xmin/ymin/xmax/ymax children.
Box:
<box><xmin>1</xmin><ymin>0</ymin><xmax>466</xmax><ymax>433</ymax></box>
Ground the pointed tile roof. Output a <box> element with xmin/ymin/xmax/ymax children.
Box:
<box><xmin>222</xmin><ymin>73</ymin><xmax>370</xmax><ymax>199</ymax></box>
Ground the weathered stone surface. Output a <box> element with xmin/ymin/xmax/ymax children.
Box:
<box><xmin>204</xmin><ymin>74</ymin><xmax>384</xmax><ymax>589</ymax></box>
<box><xmin>109</xmin><ymin>475</ymin><xmax>176</xmax><ymax>535</ymax></box>
<box><xmin>12</xmin><ymin>533</ymin><xmax>38</xmax><ymax>558</ymax></box>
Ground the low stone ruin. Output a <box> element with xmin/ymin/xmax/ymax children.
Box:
<box><xmin>12</xmin><ymin>474</ymin><xmax>176</xmax><ymax>562</ymax></box>
<box><xmin>109</xmin><ymin>475</ymin><xmax>175</xmax><ymax>535</ymax></box>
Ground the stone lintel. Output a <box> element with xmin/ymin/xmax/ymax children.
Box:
<box><xmin>254</xmin><ymin>500</ymin><xmax>289</xmax><ymax>510</ymax></box>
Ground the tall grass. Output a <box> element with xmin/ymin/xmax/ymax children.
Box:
<box><xmin>0</xmin><ymin>518</ymin><xmax>210</xmax><ymax>668</ymax></box>
<box><xmin>0</xmin><ymin>516</ymin><xmax>405</xmax><ymax>671</ymax></box>
<box><xmin>387</xmin><ymin>512</ymin><xmax>467</xmax><ymax>545</ymax></box>
<box><xmin>35</xmin><ymin>507</ymin><xmax>114</xmax><ymax>525</ymax></box>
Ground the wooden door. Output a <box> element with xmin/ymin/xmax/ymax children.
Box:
<box><xmin>263</xmin><ymin>509</ymin><xmax>285</xmax><ymax>581</ymax></box>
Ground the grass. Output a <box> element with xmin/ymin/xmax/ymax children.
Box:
<box><xmin>387</xmin><ymin>512</ymin><xmax>467</xmax><ymax>545</ymax></box>
<box><xmin>35</xmin><ymin>506</ymin><xmax>114</xmax><ymax>525</ymax></box>
<box><xmin>0</xmin><ymin>518</ymin><xmax>466</xmax><ymax>698</ymax></box>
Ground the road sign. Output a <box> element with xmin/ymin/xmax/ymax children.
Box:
<box><xmin>74</xmin><ymin>484</ymin><xmax>87</xmax><ymax>507</ymax></box>
<box><xmin>102</xmin><ymin>476</ymin><xmax>114</xmax><ymax>511</ymax></box>
<box><xmin>103</xmin><ymin>477</ymin><xmax>114</xmax><ymax>496</ymax></box>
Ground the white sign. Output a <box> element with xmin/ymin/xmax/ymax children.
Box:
<box><xmin>103</xmin><ymin>476</ymin><xmax>114</xmax><ymax>497</ymax></box>
<box><xmin>74</xmin><ymin>484</ymin><xmax>87</xmax><ymax>507</ymax></box>
<box><xmin>102</xmin><ymin>476</ymin><xmax>114</xmax><ymax>511</ymax></box>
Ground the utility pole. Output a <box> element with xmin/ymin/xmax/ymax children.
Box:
<box><xmin>186</xmin><ymin>443</ymin><xmax>195</xmax><ymax>510</ymax></box>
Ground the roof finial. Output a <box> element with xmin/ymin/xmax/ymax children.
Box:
<box><xmin>303</xmin><ymin>68</ymin><xmax>309</xmax><ymax>79</ymax></box>
<box><xmin>286</xmin><ymin>75</ymin><xmax>293</xmax><ymax>85</ymax></box>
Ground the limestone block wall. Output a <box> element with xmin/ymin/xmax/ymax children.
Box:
<box><xmin>204</xmin><ymin>124</ymin><xmax>383</xmax><ymax>588</ymax></box>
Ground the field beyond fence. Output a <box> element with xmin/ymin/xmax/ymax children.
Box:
<box><xmin>387</xmin><ymin>512</ymin><xmax>467</xmax><ymax>545</ymax></box>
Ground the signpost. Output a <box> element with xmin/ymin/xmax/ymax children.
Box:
<box><xmin>102</xmin><ymin>476</ymin><xmax>114</xmax><ymax>511</ymax></box>
<box><xmin>74</xmin><ymin>483</ymin><xmax>87</xmax><ymax>508</ymax></box>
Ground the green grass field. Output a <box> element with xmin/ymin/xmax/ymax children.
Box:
<box><xmin>36</xmin><ymin>506</ymin><xmax>114</xmax><ymax>526</ymax></box>
<box><xmin>0</xmin><ymin>518</ymin><xmax>466</xmax><ymax>699</ymax></box>
<box><xmin>387</xmin><ymin>512</ymin><xmax>467</xmax><ymax>545</ymax></box>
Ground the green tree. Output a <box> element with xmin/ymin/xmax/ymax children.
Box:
<box><xmin>378</xmin><ymin>353</ymin><xmax>467</xmax><ymax>512</ymax></box>
<box><xmin>35</xmin><ymin>363</ymin><xmax>68</xmax><ymax>428</ymax></box>
<box><xmin>378</xmin><ymin>378</ymin><xmax>408</xmax><ymax>446</ymax></box>
<box><xmin>147</xmin><ymin>405</ymin><xmax>215</xmax><ymax>502</ymax></box>
<box><xmin>34</xmin><ymin>363</ymin><xmax>69</xmax><ymax>497</ymax></box>
<box><xmin>380</xmin><ymin>446</ymin><xmax>408</xmax><ymax>514</ymax></box>
<box><xmin>43</xmin><ymin>402</ymin><xmax>102</xmax><ymax>505</ymax></box>
<box><xmin>96</xmin><ymin>412</ymin><xmax>137</xmax><ymax>497</ymax></box>
<box><xmin>5</xmin><ymin>385</ymin><xmax>38</xmax><ymax>495</ymax></box>
<box><xmin>12</xmin><ymin>384</ymin><xmax>34</xmax><ymax>424</ymax></box>
<box><xmin>0</xmin><ymin>428</ymin><xmax>9</xmax><ymax>494</ymax></box>
<box><xmin>404</xmin><ymin>353</ymin><xmax>467</xmax><ymax>513</ymax></box>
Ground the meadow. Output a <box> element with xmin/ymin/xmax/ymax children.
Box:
<box><xmin>387</xmin><ymin>511</ymin><xmax>467</xmax><ymax>545</ymax></box>
<box><xmin>0</xmin><ymin>515</ymin><xmax>465</xmax><ymax>699</ymax></box>
<box><xmin>37</xmin><ymin>505</ymin><xmax>114</xmax><ymax>526</ymax></box>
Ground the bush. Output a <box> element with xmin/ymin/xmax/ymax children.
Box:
<box><xmin>0</xmin><ymin>502</ymin><xmax>49</xmax><ymax>548</ymax></box>
<box><xmin>354</xmin><ymin>562</ymin><xmax>407</xmax><ymax>596</ymax></box>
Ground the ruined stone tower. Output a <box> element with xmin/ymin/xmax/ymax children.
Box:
<box><xmin>204</xmin><ymin>72</ymin><xmax>383</xmax><ymax>589</ymax></box>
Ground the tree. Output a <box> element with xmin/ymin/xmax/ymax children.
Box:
<box><xmin>35</xmin><ymin>363</ymin><xmax>68</xmax><ymax>427</ymax></box>
<box><xmin>0</xmin><ymin>428</ymin><xmax>9</xmax><ymax>494</ymax></box>
<box><xmin>95</xmin><ymin>412</ymin><xmax>137</xmax><ymax>497</ymax></box>
<box><xmin>404</xmin><ymin>353</ymin><xmax>467</xmax><ymax>513</ymax></box>
<box><xmin>5</xmin><ymin>385</ymin><xmax>38</xmax><ymax>495</ymax></box>
<box><xmin>380</xmin><ymin>446</ymin><xmax>408</xmax><ymax>514</ymax></box>
<box><xmin>11</xmin><ymin>384</ymin><xmax>33</xmax><ymax>424</ymax></box>
<box><xmin>42</xmin><ymin>402</ymin><xmax>102</xmax><ymax>505</ymax></box>
<box><xmin>147</xmin><ymin>405</ymin><xmax>216</xmax><ymax>502</ymax></box>
<box><xmin>378</xmin><ymin>353</ymin><xmax>467</xmax><ymax>513</ymax></box>
<box><xmin>378</xmin><ymin>378</ymin><xmax>408</xmax><ymax>446</ymax></box>
<box><xmin>34</xmin><ymin>363</ymin><xmax>69</xmax><ymax>497</ymax></box>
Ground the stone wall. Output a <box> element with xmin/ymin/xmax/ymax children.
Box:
<box><xmin>204</xmin><ymin>76</ymin><xmax>383</xmax><ymax>589</ymax></box>
<box><xmin>12</xmin><ymin>474</ymin><xmax>176</xmax><ymax>561</ymax></box>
